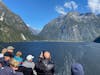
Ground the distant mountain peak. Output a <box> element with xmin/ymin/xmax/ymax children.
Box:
<box><xmin>39</xmin><ymin>11</ymin><xmax>100</xmax><ymax>42</ymax></box>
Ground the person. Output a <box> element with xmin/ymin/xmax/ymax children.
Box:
<box><xmin>14</xmin><ymin>51</ymin><xmax>23</xmax><ymax>65</ymax></box>
<box><xmin>22</xmin><ymin>54</ymin><xmax>37</xmax><ymax>75</ymax></box>
<box><xmin>35</xmin><ymin>51</ymin><xmax>55</xmax><ymax>75</ymax></box>
<box><xmin>71</xmin><ymin>63</ymin><xmax>84</xmax><ymax>75</ymax></box>
<box><xmin>0</xmin><ymin>48</ymin><xmax>8</xmax><ymax>67</ymax></box>
<box><xmin>2</xmin><ymin>52</ymin><xmax>13</xmax><ymax>67</ymax></box>
<box><xmin>0</xmin><ymin>59</ymin><xmax>23</xmax><ymax>75</ymax></box>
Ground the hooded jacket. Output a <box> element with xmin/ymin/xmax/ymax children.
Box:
<box><xmin>71</xmin><ymin>63</ymin><xmax>84</xmax><ymax>75</ymax></box>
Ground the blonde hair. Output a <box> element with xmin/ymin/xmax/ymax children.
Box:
<box><xmin>9</xmin><ymin>59</ymin><xmax>19</xmax><ymax>68</ymax></box>
<box><xmin>16</xmin><ymin>51</ymin><xmax>22</xmax><ymax>57</ymax></box>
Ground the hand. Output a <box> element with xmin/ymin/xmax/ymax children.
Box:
<box><xmin>39</xmin><ymin>52</ymin><xmax>43</xmax><ymax>58</ymax></box>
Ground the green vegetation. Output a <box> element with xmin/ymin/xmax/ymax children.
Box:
<box><xmin>0</xmin><ymin>2</ymin><xmax>43</xmax><ymax>42</ymax></box>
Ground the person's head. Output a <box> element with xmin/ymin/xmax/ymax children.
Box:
<box><xmin>9</xmin><ymin>59</ymin><xmax>19</xmax><ymax>70</ymax></box>
<box><xmin>71</xmin><ymin>63</ymin><xmax>84</xmax><ymax>75</ymax></box>
<box><xmin>26</xmin><ymin>55</ymin><xmax>34</xmax><ymax>62</ymax></box>
<box><xmin>43</xmin><ymin>51</ymin><xmax>51</xmax><ymax>59</ymax></box>
<box><xmin>16</xmin><ymin>51</ymin><xmax>22</xmax><ymax>57</ymax></box>
<box><xmin>7</xmin><ymin>46</ymin><xmax>14</xmax><ymax>53</ymax></box>
<box><xmin>1</xmin><ymin>48</ymin><xmax>7</xmax><ymax>54</ymax></box>
<box><xmin>4</xmin><ymin>52</ymin><xmax>12</xmax><ymax>61</ymax></box>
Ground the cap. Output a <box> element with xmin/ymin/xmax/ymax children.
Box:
<box><xmin>26</xmin><ymin>55</ymin><xmax>34</xmax><ymax>61</ymax></box>
<box><xmin>7</xmin><ymin>46</ymin><xmax>15</xmax><ymax>50</ymax></box>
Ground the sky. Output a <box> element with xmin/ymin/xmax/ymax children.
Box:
<box><xmin>2</xmin><ymin>0</ymin><xmax>100</xmax><ymax>30</ymax></box>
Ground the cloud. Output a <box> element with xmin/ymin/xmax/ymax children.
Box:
<box><xmin>55</xmin><ymin>6</ymin><xmax>67</xmax><ymax>15</ymax></box>
<box><xmin>64</xmin><ymin>1</ymin><xmax>78</xmax><ymax>10</ymax></box>
<box><xmin>88</xmin><ymin>0</ymin><xmax>100</xmax><ymax>14</ymax></box>
<box><xmin>55</xmin><ymin>1</ymin><xmax>78</xmax><ymax>15</ymax></box>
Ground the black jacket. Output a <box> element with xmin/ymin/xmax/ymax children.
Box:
<box><xmin>18</xmin><ymin>66</ymin><xmax>34</xmax><ymax>75</ymax></box>
<box><xmin>35</xmin><ymin>58</ymin><xmax>55</xmax><ymax>75</ymax></box>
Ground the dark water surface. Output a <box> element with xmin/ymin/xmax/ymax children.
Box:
<box><xmin>0</xmin><ymin>42</ymin><xmax>100</xmax><ymax>75</ymax></box>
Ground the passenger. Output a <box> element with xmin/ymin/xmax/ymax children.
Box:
<box><xmin>71</xmin><ymin>63</ymin><xmax>84</xmax><ymax>75</ymax></box>
<box><xmin>14</xmin><ymin>51</ymin><xmax>23</xmax><ymax>65</ymax></box>
<box><xmin>35</xmin><ymin>51</ymin><xmax>55</xmax><ymax>75</ymax></box>
<box><xmin>0</xmin><ymin>59</ymin><xmax>23</xmax><ymax>75</ymax></box>
<box><xmin>0</xmin><ymin>48</ymin><xmax>7</xmax><ymax>67</ymax></box>
<box><xmin>6</xmin><ymin>46</ymin><xmax>15</xmax><ymax>57</ymax></box>
<box><xmin>22</xmin><ymin>54</ymin><xmax>37</xmax><ymax>75</ymax></box>
<box><xmin>3</xmin><ymin>52</ymin><xmax>13</xmax><ymax>66</ymax></box>
<box><xmin>0</xmin><ymin>48</ymin><xmax>7</xmax><ymax>58</ymax></box>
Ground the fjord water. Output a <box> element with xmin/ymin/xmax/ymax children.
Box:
<box><xmin>0</xmin><ymin>42</ymin><xmax>100</xmax><ymax>75</ymax></box>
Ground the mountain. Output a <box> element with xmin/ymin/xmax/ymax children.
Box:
<box><xmin>0</xmin><ymin>2</ymin><xmax>40</xmax><ymax>42</ymax></box>
<box><xmin>28</xmin><ymin>26</ymin><xmax>40</xmax><ymax>35</ymax></box>
<box><xmin>39</xmin><ymin>12</ymin><xmax>100</xmax><ymax>42</ymax></box>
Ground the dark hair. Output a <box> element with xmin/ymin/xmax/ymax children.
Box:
<box><xmin>42</xmin><ymin>50</ymin><xmax>46</xmax><ymax>58</ymax></box>
<box><xmin>4</xmin><ymin>52</ymin><xmax>13</xmax><ymax>58</ymax></box>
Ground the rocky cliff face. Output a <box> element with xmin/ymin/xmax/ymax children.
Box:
<box><xmin>0</xmin><ymin>2</ymin><xmax>39</xmax><ymax>42</ymax></box>
<box><xmin>39</xmin><ymin>12</ymin><xmax>100</xmax><ymax>42</ymax></box>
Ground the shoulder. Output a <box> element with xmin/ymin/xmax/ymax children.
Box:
<box><xmin>0</xmin><ymin>67</ymin><xmax>13</xmax><ymax>75</ymax></box>
<box><xmin>31</xmin><ymin>62</ymin><xmax>35</xmax><ymax>65</ymax></box>
<box><xmin>4</xmin><ymin>66</ymin><xmax>13</xmax><ymax>71</ymax></box>
<box><xmin>16</xmin><ymin>72</ymin><xmax>24</xmax><ymax>75</ymax></box>
<box><xmin>22</xmin><ymin>61</ymin><xmax>27</xmax><ymax>64</ymax></box>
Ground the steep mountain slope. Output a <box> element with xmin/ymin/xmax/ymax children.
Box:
<box><xmin>39</xmin><ymin>12</ymin><xmax>100</xmax><ymax>42</ymax></box>
<box><xmin>0</xmin><ymin>2</ymin><xmax>39</xmax><ymax>42</ymax></box>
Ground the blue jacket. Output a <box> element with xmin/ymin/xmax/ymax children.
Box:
<box><xmin>0</xmin><ymin>66</ymin><xmax>23</xmax><ymax>75</ymax></box>
<box><xmin>14</xmin><ymin>56</ymin><xmax>23</xmax><ymax>63</ymax></box>
<box><xmin>71</xmin><ymin>63</ymin><xmax>84</xmax><ymax>75</ymax></box>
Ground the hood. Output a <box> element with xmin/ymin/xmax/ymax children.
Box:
<box><xmin>71</xmin><ymin>63</ymin><xmax>84</xmax><ymax>75</ymax></box>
